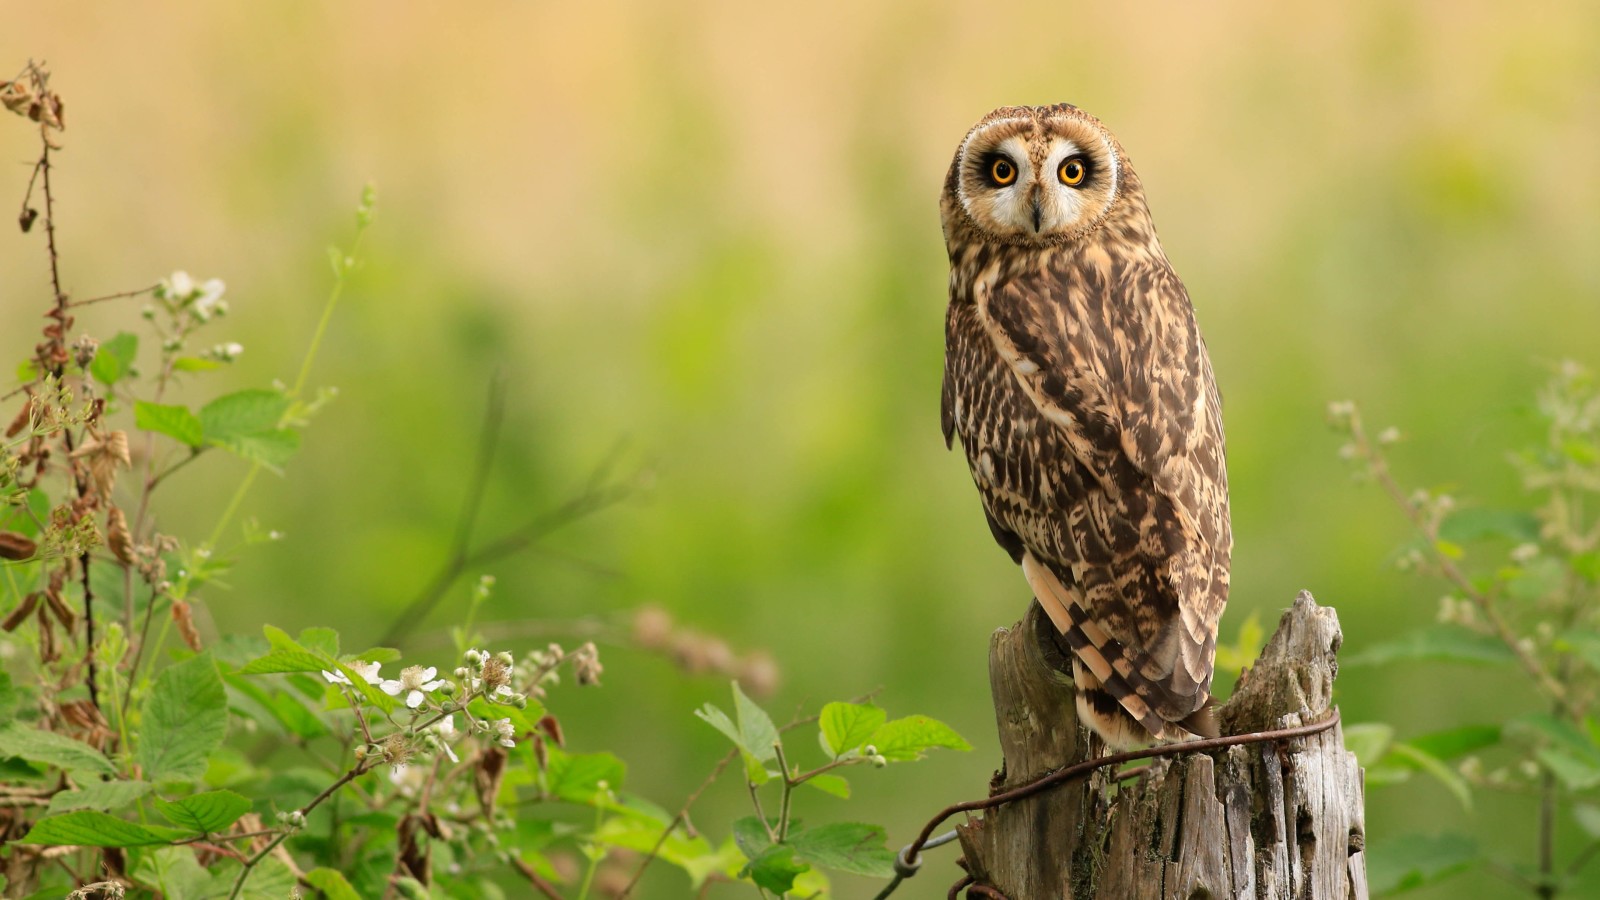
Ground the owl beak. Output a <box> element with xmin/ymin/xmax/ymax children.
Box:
<box><xmin>1030</xmin><ymin>198</ymin><xmax>1043</xmax><ymax>233</ymax></box>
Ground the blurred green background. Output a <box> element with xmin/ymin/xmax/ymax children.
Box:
<box><xmin>4</xmin><ymin>2</ymin><xmax>1599</xmax><ymax>896</ymax></box>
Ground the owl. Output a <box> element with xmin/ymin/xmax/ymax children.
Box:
<box><xmin>939</xmin><ymin>104</ymin><xmax>1231</xmax><ymax>749</ymax></box>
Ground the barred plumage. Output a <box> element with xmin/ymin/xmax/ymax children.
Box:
<box><xmin>939</xmin><ymin>105</ymin><xmax>1231</xmax><ymax>748</ymax></box>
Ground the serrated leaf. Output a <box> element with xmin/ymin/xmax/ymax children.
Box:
<box><xmin>237</xmin><ymin>649</ymin><xmax>330</xmax><ymax>675</ymax></box>
<box><xmin>138</xmin><ymin>653</ymin><xmax>228</xmax><ymax>782</ymax></box>
<box><xmin>221</xmin><ymin>428</ymin><xmax>300</xmax><ymax>470</ymax></box>
<box><xmin>305</xmin><ymin>868</ymin><xmax>363</xmax><ymax>900</ymax></box>
<box><xmin>136</xmin><ymin>846</ymin><xmax>211</xmax><ymax>900</ymax></box>
<box><xmin>349</xmin><ymin>646</ymin><xmax>402</xmax><ymax>664</ymax></box>
<box><xmin>211</xmin><ymin>855</ymin><xmax>296</xmax><ymax>899</ymax></box>
<box><xmin>0</xmin><ymin>722</ymin><xmax>117</xmax><ymax>777</ymax></box>
<box><xmin>546</xmin><ymin>749</ymin><xmax>625</xmax><ymax>804</ymax></box>
<box><xmin>732</xmin><ymin>682</ymin><xmax>779</xmax><ymax>764</ymax></box>
<box><xmin>134</xmin><ymin>401</ymin><xmax>203</xmax><ymax>447</ymax></box>
<box><xmin>694</xmin><ymin>698</ymin><xmax>768</xmax><ymax>781</ymax></box>
<box><xmin>867</xmin><ymin>715</ymin><xmax>972</xmax><ymax>761</ymax></box>
<box><xmin>802</xmin><ymin>773</ymin><xmax>851</xmax><ymax>799</ymax></box>
<box><xmin>741</xmin><ymin>844</ymin><xmax>808</xmax><ymax>894</ymax></box>
<box><xmin>154</xmin><ymin>790</ymin><xmax>251</xmax><ymax>833</ymax></box>
<box><xmin>732</xmin><ymin>815</ymin><xmax>775</xmax><ymax>861</ymax></box>
<box><xmin>47</xmin><ymin>780</ymin><xmax>152</xmax><ymax>814</ymax></box>
<box><xmin>1344</xmin><ymin>625</ymin><xmax>1516</xmax><ymax>667</ymax></box>
<box><xmin>297</xmin><ymin>627</ymin><xmax>340</xmax><ymax>659</ymax></box>
<box><xmin>199</xmin><ymin>389</ymin><xmax>290</xmax><ymax>441</ymax></box>
<box><xmin>594</xmin><ymin>819</ymin><xmax>743</xmax><ymax>889</ymax></box>
<box><xmin>89</xmin><ymin>332</ymin><xmax>138</xmax><ymax>385</ymax></box>
<box><xmin>787</xmin><ymin>822</ymin><xmax>897</xmax><ymax>877</ymax></box>
<box><xmin>1365</xmin><ymin>832</ymin><xmax>1479</xmax><ymax>895</ymax></box>
<box><xmin>19</xmin><ymin>810</ymin><xmax>189</xmax><ymax>846</ymax></box>
<box><xmin>819</xmin><ymin>702</ymin><xmax>886</xmax><ymax>758</ymax></box>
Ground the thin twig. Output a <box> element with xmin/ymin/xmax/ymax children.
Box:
<box><xmin>510</xmin><ymin>854</ymin><xmax>567</xmax><ymax>899</ymax></box>
<box><xmin>65</xmin><ymin>284</ymin><xmax>158</xmax><ymax>308</ymax></box>
<box><xmin>381</xmin><ymin>440</ymin><xmax>636</xmax><ymax>645</ymax></box>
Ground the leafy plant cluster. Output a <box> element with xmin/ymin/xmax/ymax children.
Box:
<box><xmin>1332</xmin><ymin>362</ymin><xmax>1600</xmax><ymax>898</ymax></box>
<box><xmin>0</xmin><ymin>61</ymin><xmax>970</xmax><ymax>899</ymax></box>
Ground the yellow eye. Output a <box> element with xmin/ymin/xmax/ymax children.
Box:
<box><xmin>1059</xmin><ymin>157</ymin><xmax>1087</xmax><ymax>186</ymax></box>
<box><xmin>989</xmin><ymin>158</ymin><xmax>1017</xmax><ymax>186</ymax></box>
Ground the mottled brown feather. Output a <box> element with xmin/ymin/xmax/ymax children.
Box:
<box><xmin>940</xmin><ymin>104</ymin><xmax>1231</xmax><ymax>747</ymax></box>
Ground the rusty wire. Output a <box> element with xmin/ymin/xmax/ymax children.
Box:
<box><xmin>874</xmin><ymin>708</ymin><xmax>1342</xmax><ymax>900</ymax></box>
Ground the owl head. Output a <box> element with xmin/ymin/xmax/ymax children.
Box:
<box><xmin>943</xmin><ymin>104</ymin><xmax>1132</xmax><ymax>246</ymax></box>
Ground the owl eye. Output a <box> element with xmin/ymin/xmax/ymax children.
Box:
<box><xmin>1059</xmin><ymin>157</ymin><xmax>1088</xmax><ymax>186</ymax></box>
<box><xmin>988</xmin><ymin>157</ymin><xmax>1018</xmax><ymax>186</ymax></box>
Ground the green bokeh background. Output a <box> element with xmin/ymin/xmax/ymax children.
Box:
<box><xmin>4</xmin><ymin>2</ymin><xmax>1599</xmax><ymax>896</ymax></box>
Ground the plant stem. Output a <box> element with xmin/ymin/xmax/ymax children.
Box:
<box><xmin>774</xmin><ymin>742</ymin><xmax>794</xmax><ymax>842</ymax></box>
<box><xmin>1539</xmin><ymin>768</ymin><xmax>1556</xmax><ymax>899</ymax></box>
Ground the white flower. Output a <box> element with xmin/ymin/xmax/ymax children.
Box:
<box><xmin>194</xmin><ymin>278</ymin><xmax>226</xmax><ymax>315</ymax></box>
<box><xmin>381</xmin><ymin>665</ymin><xmax>445</xmax><ymax>708</ymax></box>
<box><xmin>322</xmin><ymin>660</ymin><xmax>383</xmax><ymax>686</ymax></box>
<box><xmin>490</xmin><ymin>717</ymin><xmax>516</xmax><ymax>748</ymax></box>
<box><xmin>434</xmin><ymin>715</ymin><xmax>459</xmax><ymax>763</ymax></box>
<box><xmin>167</xmin><ymin>270</ymin><xmax>194</xmax><ymax>299</ymax></box>
<box><xmin>212</xmin><ymin>342</ymin><xmax>244</xmax><ymax>362</ymax></box>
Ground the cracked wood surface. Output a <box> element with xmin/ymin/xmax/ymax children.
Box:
<box><xmin>956</xmin><ymin>591</ymin><xmax>1368</xmax><ymax>899</ymax></box>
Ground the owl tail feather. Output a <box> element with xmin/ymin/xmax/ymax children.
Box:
<box><xmin>1023</xmin><ymin>550</ymin><xmax>1218</xmax><ymax>748</ymax></box>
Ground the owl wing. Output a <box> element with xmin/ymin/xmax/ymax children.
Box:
<box><xmin>954</xmin><ymin>255</ymin><xmax>1230</xmax><ymax>736</ymax></box>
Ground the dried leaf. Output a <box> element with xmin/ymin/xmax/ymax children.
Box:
<box><xmin>0</xmin><ymin>530</ymin><xmax>37</xmax><ymax>561</ymax></box>
<box><xmin>172</xmin><ymin>600</ymin><xmax>202</xmax><ymax>652</ymax></box>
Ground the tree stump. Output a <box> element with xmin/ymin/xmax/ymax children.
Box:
<box><xmin>955</xmin><ymin>591</ymin><xmax>1368</xmax><ymax>899</ymax></box>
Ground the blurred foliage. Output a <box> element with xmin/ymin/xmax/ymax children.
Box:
<box><xmin>1</xmin><ymin>3</ymin><xmax>1598</xmax><ymax>897</ymax></box>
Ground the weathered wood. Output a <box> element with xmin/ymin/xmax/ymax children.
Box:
<box><xmin>956</xmin><ymin>591</ymin><xmax>1367</xmax><ymax>899</ymax></box>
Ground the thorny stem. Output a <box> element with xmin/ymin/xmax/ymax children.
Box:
<box><xmin>511</xmin><ymin>855</ymin><xmax>567</xmax><ymax>900</ymax></box>
<box><xmin>226</xmin><ymin>762</ymin><xmax>373</xmax><ymax>899</ymax></box>
<box><xmin>1347</xmin><ymin>411</ymin><xmax>1568</xmax><ymax>705</ymax></box>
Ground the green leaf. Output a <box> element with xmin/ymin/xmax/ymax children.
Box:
<box><xmin>868</xmin><ymin>715</ymin><xmax>973</xmax><ymax>761</ymax></box>
<box><xmin>0</xmin><ymin>673</ymin><xmax>16</xmax><ymax>722</ymax></box>
<box><xmin>16</xmin><ymin>359</ymin><xmax>37</xmax><ymax>383</ymax></box>
<box><xmin>18</xmin><ymin>810</ymin><xmax>189</xmax><ymax>847</ymax></box>
<box><xmin>1385</xmin><ymin>744</ymin><xmax>1472</xmax><ymax>811</ymax></box>
<box><xmin>1342</xmin><ymin>723</ymin><xmax>1394</xmax><ymax>767</ymax></box>
<box><xmin>171</xmin><ymin>356</ymin><xmax>221</xmax><ymax>373</ymax></box>
<box><xmin>1405</xmin><ymin>724</ymin><xmax>1501</xmax><ymax>760</ymax></box>
<box><xmin>134</xmin><ymin>401</ymin><xmax>203</xmax><ymax>447</ymax></box>
<box><xmin>237</xmin><ymin>649</ymin><xmax>330</xmax><ymax>675</ymax></box>
<box><xmin>154</xmin><ymin>790</ymin><xmax>251</xmax><ymax>833</ymax></box>
<box><xmin>819</xmin><ymin>702</ymin><xmax>886</xmax><ymax>757</ymax></box>
<box><xmin>801</xmin><ymin>773</ymin><xmax>851</xmax><ymax>799</ymax></box>
<box><xmin>199</xmin><ymin>389</ymin><xmax>299</xmax><ymax>469</ymax></box>
<box><xmin>1439</xmin><ymin>509</ymin><xmax>1541</xmax><ymax>543</ymax></box>
<box><xmin>89</xmin><ymin>332</ymin><xmax>138</xmax><ymax>385</ymax></box>
<box><xmin>1571</xmin><ymin>551</ymin><xmax>1600</xmax><ymax>583</ymax></box>
<box><xmin>1343</xmin><ymin>625</ymin><xmax>1516</xmax><ymax>668</ymax></box>
<box><xmin>1536</xmin><ymin>748</ymin><xmax>1600</xmax><ymax>790</ymax></box>
<box><xmin>222</xmin><ymin>428</ymin><xmax>301</xmax><ymax>470</ymax></box>
<box><xmin>0</xmin><ymin>722</ymin><xmax>117</xmax><ymax>776</ymax></box>
<box><xmin>546</xmin><ymin>749</ymin><xmax>626</xmax><ymax>804</ymax></box>
<box><xmin>305</xmin><ymin>868</ymin><xmax>363</xmax><ymax>900</ymax></box>
<box><xmin>348</xmin><ymin>646</ymin><xmax>402</xmax><ymax>664</ymax></box>
<box><xmin>696</xmin><ymin>682</ymin><xmax>780</xmax><ymax>784</ymax></box>
<box><xmin>1506</xmin><ymin>557</ymin><xmax>1566</xmax><ymax>602</ymax></box>
<box><xmin>732</xmin><ymin>815</ymin><xmax>775</xmax><ymax>860</ymax></box>
<box><xmin>200</xmin><ymin>389</ymin><xmax>290</xmax><ymax>441</ymax></box>
<box><xmin>138</xmin><ymin>653</ymin><xmax>228</xmax><ymax>782</ymax></box>
<box><xmin>741</xmin><ymin>844</ymin><xmax>808</xmax><ymax>894</ymax></box>
<box><xmin>1365</xmin><ymin>832</ymin><xmax>1479</xmax><ymax>895</ymax></box>
<box><xmin>297</xmin><ymin>626</ymin><xmax>340</xmax><ymax>659</ymax></box>
<box><xmin>1575</xmin><ymin>804</ymin><xmax>1600</xmax><ymax>840</ymax></box>
<box><xmin>594</xmin><ymin>818</ymin><xmax>743</xmax><ymax>889</ymax></box>
<box><xmin>787</xmin><ymin>822</ymin><xmax>897</xmax><ymax>877</ymax></box>
<box><xmin>47</xmin><ymin>780</ymin><xmax>152</xmax><ymax>814</ymax></box>
<box><xmin>732</xmin><ymin>681</ymin><xmax>779</xmax><ymax>764</ymax></box>
<box><xmin>210</xmin><ymin>855</ymin><xmax>297</xmax><ymax>899</ymax></box>
<box><xmin>135</xmin><ymin>846</ymin><xmax>211</xmax><ymax>900</ymax></box>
